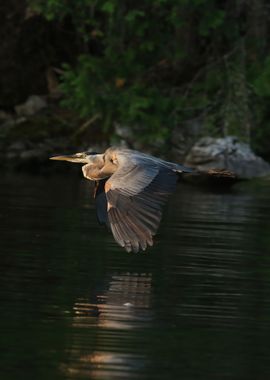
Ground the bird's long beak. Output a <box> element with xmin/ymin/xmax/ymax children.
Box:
<box><xmin>50</xmin><ymin>153</ymin><xmax>89</xmax><ymax>163</ymax></box>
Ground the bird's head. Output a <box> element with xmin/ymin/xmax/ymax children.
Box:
<box><xmin>50</xmin><ymin>151</ymin><xmax>101</xmax><ymax>164</ymax></box>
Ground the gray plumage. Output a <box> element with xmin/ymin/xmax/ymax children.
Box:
<box><xmin>50</xmin><ymin>147</ymin><xmax>193</xmax><ymax>252</ymax></box>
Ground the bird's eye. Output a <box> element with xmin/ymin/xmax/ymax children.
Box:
<box><xmin>110</xmin><ymin>158</ymin><xmax>118</xmax><ymax>164</ymax></box>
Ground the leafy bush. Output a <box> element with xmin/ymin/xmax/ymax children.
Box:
<box><xmin>28</xmin><ymin>0</ymin><xmax>270</xmax><ymax>154</ymax></box>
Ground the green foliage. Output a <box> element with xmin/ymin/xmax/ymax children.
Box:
<box><xmin>29</xmin><ymin>0</ymin><xmax>67</xmax><ymax>20</ymax></box>
<box><xmin>253</xmin><ymin>56</ymin><xmax>270</xmax><ymax>97</ymax></box>
<box><xmin>60</xmin><ymin>57</ymin><xmax>178</xmax><ymax>141</ymax></box>
<box><xmin>250</xmin><ymin>55</ymin><xmax>270</xmax><ymax>154</ymax></box>
<box><xmin>28</xmin><ymin>0</ymin><xmax>270</xmax><ymax>153</ymax></box>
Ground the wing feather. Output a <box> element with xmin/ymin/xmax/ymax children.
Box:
<box><xmin>104</xmin><ymin>151</ymin><xmax>180</xmax><ymax>252</ymax></box>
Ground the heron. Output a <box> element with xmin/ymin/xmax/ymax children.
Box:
<box><xmin>50</xmin><ymin>147</ymin><xmax>193</xmax><ymax>252</ymax></box>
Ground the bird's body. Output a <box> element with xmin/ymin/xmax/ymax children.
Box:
<box><xmin>50</xmin><ymin>147</ymin><xmax>192</xmax><ymax>252</ymax></box>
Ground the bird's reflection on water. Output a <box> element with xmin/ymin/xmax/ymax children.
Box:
<box><xmin>62</xmin><ymin>272</ymin><xmax>152</xmax><ymax>378</ymax></box>
<box><xmin>72</xmin><ymin>272</ymin><xmax>153</xmax><ymax>329</ymax></box>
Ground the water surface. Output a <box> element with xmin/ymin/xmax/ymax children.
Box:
<box><xmin>1</xmin><ymin>174</ymin><xmax>270</xmax><ymax>379</ymax></box>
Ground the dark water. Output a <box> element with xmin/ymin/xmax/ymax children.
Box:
<box><xmin>1</xmin><ymin>173</ymin><xmax>270</xmax><ymax>380</ymax></box>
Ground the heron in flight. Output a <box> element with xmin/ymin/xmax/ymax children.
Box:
<box><xmin>50</xmin><ymin>147</ymin><xmax>193</xmax><ymax>252</ymax></box>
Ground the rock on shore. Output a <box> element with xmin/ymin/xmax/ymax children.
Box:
<box><xmin>185</xmin><ymin>136</ymin><xmax>270</xmax><ymax>179</ymax></box>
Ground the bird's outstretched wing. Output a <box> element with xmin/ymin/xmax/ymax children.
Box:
<box><xmin>103</xmin><ymin>151</ymin><xmax>186</xmax><ymax>252</ymax></box>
